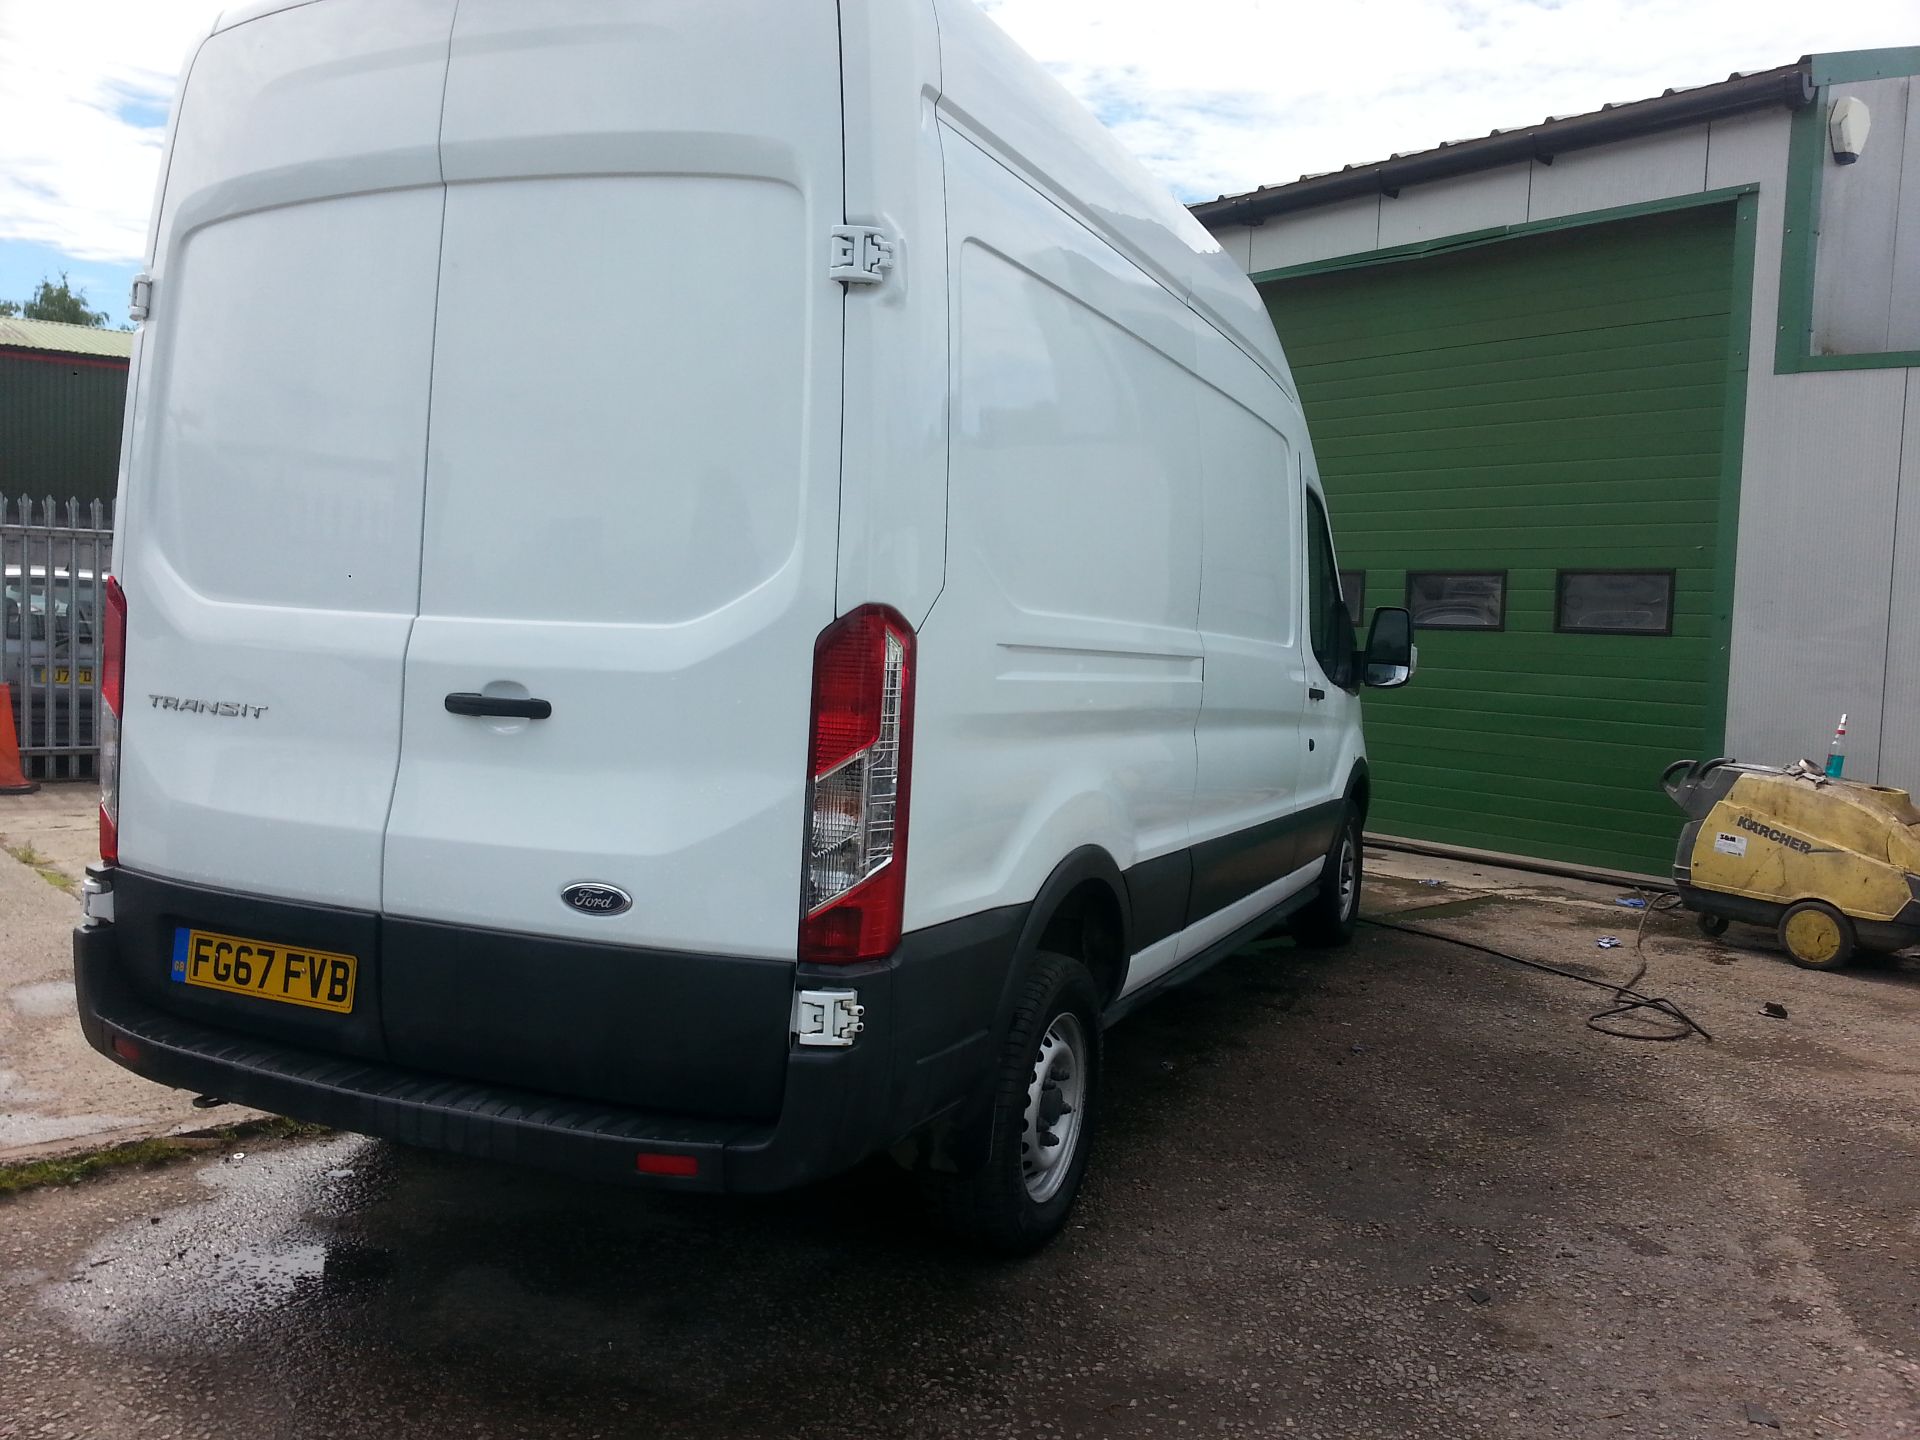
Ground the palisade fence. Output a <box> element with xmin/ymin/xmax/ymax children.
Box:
<box><xmin>2</xmin><ymin>496</ymin><xmax>115</xmax><ymax>778</ymax></box>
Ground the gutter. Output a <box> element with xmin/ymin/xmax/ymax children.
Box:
<box><xmin>1192</xmin><ymin>61</ymin><xmax>1813</xmax><ymax>229</ymax></box>
<box><xmin>0</xmin><ymin>348</ymin><xmax>132</xmax><ymax>372</ymax></box>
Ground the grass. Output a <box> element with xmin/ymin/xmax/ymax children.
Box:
<box><xmin>0</xmin><ymin>1117</ymin><xmax>331</xmax><ymax>1198</ymax></box>
<box><xmin>1</xmin><ymin>839</ymin><xmax>77</xmax><ymax>896</ymax></box>
<box><xmin>0</xmin><ymin>1137</ymin><xmax>188</xmax><ymax>1195</ymax></box>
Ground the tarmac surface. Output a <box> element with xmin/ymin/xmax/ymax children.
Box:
<box><xmin>3</xmin><ymin>860</ymin><xmax>1917</xmax><ymax>1439</ymax></box>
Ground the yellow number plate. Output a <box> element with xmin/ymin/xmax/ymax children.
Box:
<box><xmin>30</xmin><ymin>667</ymin><xmax>92</xmax><ymax>684</ymax></box>
<box><xmin>170</xmin><ymin>928</ymin><xmax>357</xmax><ymax>1013</ymax></box>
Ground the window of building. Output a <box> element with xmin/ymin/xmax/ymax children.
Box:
<box><xmin>1556</xmin><ymin>570</ymin><xmax>1674</xmax><ymax>635</ymax></box>
<box><xmin>1338</xmin><ymin>569</ymin><xmax>1366</xmax><ymax>619</ymax></box>
<box><xmin>1406</xmin><ymin>571</ymin><xmax>1505</xmax><ymax>630</ymax></box>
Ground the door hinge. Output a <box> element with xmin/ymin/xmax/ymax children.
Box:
<box><xmin>81</xmin><ymin>865</ymin><xmax>115</xmax><ymax>928</ymax></box>
<box><xmin>829</xmin><ymin>225</ymin><xmax>896</xmax><ymax>287</ymax></box>
<box><xmin>792</xmin><ymin>988</ymin><xmax>865</xmax><ymax>1047</ymax></box>
<box><xmin>128</xmin><ymin>273</ymin><xmax>153</xmax><ymax>323</ymax></box>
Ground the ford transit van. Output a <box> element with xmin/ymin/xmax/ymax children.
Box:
<box><xmin>75</xmin><ymin>0</ymin><xmax>1414</xmax><ymax>1252</ymax></box>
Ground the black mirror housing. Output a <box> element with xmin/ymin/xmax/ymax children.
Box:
<box><xmin>1363</xmin><ymin>606</ymin><xmax>1415</xmax><ymax>688</ymax></box>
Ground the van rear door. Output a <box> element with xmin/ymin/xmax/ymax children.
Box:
<box><xmin>380</xmin><ymin>2</ymin><xmax>847</xmax><ymax>961</ymax></box>
<box><xmin>115</xmin><ymin>0</ymin><xmax>456</xmax><ymax>909</ymax></box>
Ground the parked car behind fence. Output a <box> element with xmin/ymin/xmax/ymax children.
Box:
<box><xmin>2</xmin><ymin>496</ymin><xmax>113</xmax><ymax>778</ymax></box>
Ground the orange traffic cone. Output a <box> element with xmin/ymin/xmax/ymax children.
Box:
<box><xmin>0</xmin><ymin>684</ymin><xmax>40</xmax><ymax>795</ymax></box>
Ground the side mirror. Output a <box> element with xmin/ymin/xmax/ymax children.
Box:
<box><xmin>1363</xmin><ymin>606</ymin><xmax>1415</xmax><ymax>688</ymax></box>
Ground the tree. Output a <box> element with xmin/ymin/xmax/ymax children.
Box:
<box><xmin>0</xmin><ymin>273</ymin><xmax>110</xmax><ymax>327</ymax></box>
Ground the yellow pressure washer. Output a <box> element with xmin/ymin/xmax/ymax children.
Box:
<box><xmin>1663</xmin><ymin>757</ymin><xmax>1920</xmax><ymax>970</ymax></box>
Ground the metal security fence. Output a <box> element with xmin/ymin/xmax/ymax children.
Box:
<box><xmin>2</xmin><ymin>496</ymin><xmax>114</xmax><ymax>778</ymax></box>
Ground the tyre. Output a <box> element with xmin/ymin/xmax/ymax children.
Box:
<box><xmin>1697</xmin><ymin>912</ymin><xmax>1730</xmax><ymax>939</ymax></box>
<box><xmin>1291</xmin><ymin>804</ymin><xmax>1362</xmax><ymax>949</ymax></box>
<box><xmin>1778</xmin><ymin>901</ymin><xmax>1856</xmax><ymax>971</ymax></box>
<box><xmin>921</xmin><ymin>951</ymin><xmax>1102</xmax><ymax>1255</ymax></box>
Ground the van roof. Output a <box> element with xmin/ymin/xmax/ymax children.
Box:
<box><xmin>185</xmin><ymin>2</ymin><xmax>1293</xmax><ymax>398</ymax></box>
<box><xmin>931</xmin><ymin>1</ymin><xmax>1296</xmax><ymax>397</ymax></box>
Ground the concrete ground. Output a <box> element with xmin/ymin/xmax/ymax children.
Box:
<box><xmin>1</xmin><ymin>850</ymin><xmax>1916</xmax><ymax>1439</ymax></box>
<box><xmin>0</xmin><ymin>784</ymin><xmax>263</xmax><ymax>1160</ymax></box>
<box><xmin>0</xmin><ymin>782</ymin><xmax>102</xmax><ymax>892</ymax></box>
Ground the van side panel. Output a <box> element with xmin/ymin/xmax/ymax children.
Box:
<box><xmin>916</xmin><ymin>0</ymin><xmax>1346</xmax><ymax>975</ymax></box>
<box><xmin>1184</xmin><ymin>320</ymin><xmax>1316</xmax><ymax>878</ymax></box>
<box><xmin>115</xmin><ymin>0</ymin><xmax>456</xmax><ymax>907</ymax></box>
<box><xmin>1184</xmin><ymin>403</ymin><xmax>1305</xmax><ymax>869</ymax></box>
<box><xmin>1110</xmin><ymin>277</ymin><xmax>1317</xmax><ymax>993</ymax></box>
<box><xmin>908</xmin><ymin>126</ymin><xmax>1203</xmax><ymax>931</ymax></box>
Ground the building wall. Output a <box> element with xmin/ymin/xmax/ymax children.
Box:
<box><xmin>1211</xmin><ymin>64</ymin><xmax>1920</xmax><ymax>792</ymax></box>
<box><xmin>1813</xmin><ymin>74</ymin><xmax>1918</xmax><ymax>353</ymax></box>
<box><xmin>0</xmin><ymin>350</ymin><xmax>129</xmax><ymax>510</ymax></box>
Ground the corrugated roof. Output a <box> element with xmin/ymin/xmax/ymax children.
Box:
<box><xmin>0</xmin><ymin>317</ymin><xmax>133</xmax><ymax>361</ymax></box>
<box><xmin>1191</xmin><ymin>61</ymin><xmax>1813</xmax><ymax>228</ymax></box>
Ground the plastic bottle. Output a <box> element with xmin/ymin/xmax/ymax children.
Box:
<box><xmin>1824</xmin><ymin>713</ymin><xmax>1848</xmax><ymax>778</ymax></box>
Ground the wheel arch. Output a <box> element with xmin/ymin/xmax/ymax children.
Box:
<box><xmin>1347</xmin><ymin>758</ymin><xmax>1372</xmax><ymax>821</ymax></box>
<box><xmin>1014</xmin><ymin>846</ymin><xmax>1131</xmax><ymax>1007</ymax></box>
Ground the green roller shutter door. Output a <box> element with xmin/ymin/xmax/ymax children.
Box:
<box><xmin>1264</xmin><ymin>204</ymin><xmax>1739</xmax><ymax>876</ymax></box>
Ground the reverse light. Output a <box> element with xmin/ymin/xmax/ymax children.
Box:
<box><xmin>99</xmin><ymin>575</ymin><xmax>127</xmax><ymax>865</ymax></box>
<box><xmin>799</xmin><ymin>605</ymin><xmax>916</xmax><ymax>964</ymax></box>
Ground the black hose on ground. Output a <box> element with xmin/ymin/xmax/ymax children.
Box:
<box><xmin>1361</xmin><ymin>894</ymin><xmax>1712</xmax><ymax>1043</ymax></box>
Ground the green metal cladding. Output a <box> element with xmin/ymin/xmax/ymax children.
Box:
<box><xmin>0</xmin><ymin>350</ymin><xmax>129</xmax><ymax>509</ymax></box>
<box><xmin>1266</xmin><ymin>204</ymin><xmax>1742</xmax><ymax>875</ymax></box>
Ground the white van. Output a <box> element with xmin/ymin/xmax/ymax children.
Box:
<box><xmin>76</xmin><ymin>0</ymin><xmax>1413</xmax><ymax>1252</ymax></box>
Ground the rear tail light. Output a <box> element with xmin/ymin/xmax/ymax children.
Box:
<box><xmin>99</xmin><ymin>575</ymin><xmax>127</xmax><ymax>865</ymax></box>
<box><xmin>800</xmin><ymin>605</ymin><xmax>916</xmax><ymax>964</ymax></box>
<box><xmin>634</xmin><ymin>1152</ymin><xmax>700</xmax><ymax>1178</ymax></box>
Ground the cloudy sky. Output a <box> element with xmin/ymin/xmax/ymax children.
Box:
<box><xmin>0</xmin><ymin>0</ymin><xmax>1914</xmax><ymax>323</ymax></box>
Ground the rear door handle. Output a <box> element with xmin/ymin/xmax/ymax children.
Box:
<box><xmin>444</xmin><ymin>692</ymin><xmax>552</xmax><ymax>720</ymax></box>
<box><xmin>1308</xmin><ymin>686</ymin><xmax>1327</xmax><ymax>701</ymax></box>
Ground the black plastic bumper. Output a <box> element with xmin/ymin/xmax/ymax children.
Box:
<box><xmin>74</xmin><ymin>895</ymin><xmax>1024</xmax><ymax>1195</ymax></box>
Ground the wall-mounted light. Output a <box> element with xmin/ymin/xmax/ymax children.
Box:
<box><xmin>1829</xmin><ymin>95</ymin><xmax>1870</xmax><ymax>165</ymax></box>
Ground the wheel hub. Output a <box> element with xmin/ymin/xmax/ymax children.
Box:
<box><xmin>1785</xmin><ymin>909</ymin><xmax>1842</xmax><ymax>963</ymax></box>
<box><xmin>1020</xmin><ymin>1013</ymin><xmax>1087</xmax><ymax>1203</ymax></box>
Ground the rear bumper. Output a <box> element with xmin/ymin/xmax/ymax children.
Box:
<box><xmin>74</xmin><ymin>889</ymin><xmax>1023</xmax><ymax>1194</ymax></box>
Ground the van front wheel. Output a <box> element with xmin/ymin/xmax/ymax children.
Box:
<box><xmin>921</xmin><ymin>951</ymin><xmax>1102</xmax><ymax>1255</ymax></box>
<box><xmin>1292</xmin><ymin>805</ymin><xmax>1362</xmax><ymax>949</ymax></box>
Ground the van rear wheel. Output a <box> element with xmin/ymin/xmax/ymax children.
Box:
<box><xmin>1292</xmin><ymin>805</ymin><xmax>1362</xmax><ymax>949</ymax></box>
<box><xmin>921</xmin><ymin>951</ymin><xmax>1102</xmax><ymax>1255</ymax></box>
